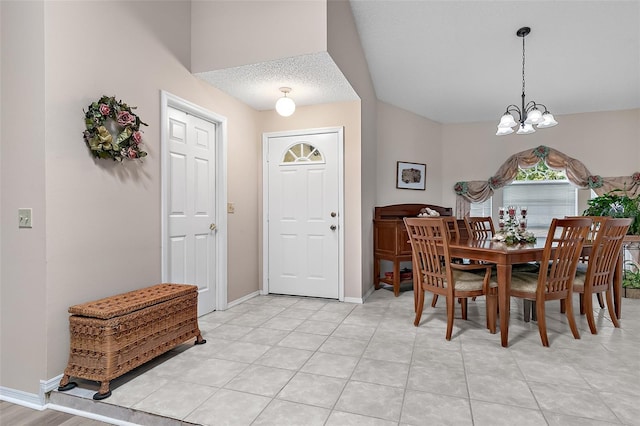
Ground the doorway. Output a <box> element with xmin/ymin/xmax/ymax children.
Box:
<box><xmin>263</xmin><ymin>128</ymin><xmax>344</xmax><ymax>300</ymax></box>
<box><xmin>161</xmin><ymin>91</ymin><xmax>228</xmax><ymax>315</ymax></box>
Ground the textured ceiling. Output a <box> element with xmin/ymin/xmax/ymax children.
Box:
<box><xmin>195</xmin><ymin>52</ymin><xmax>359</xmax><ymax>111</ymax></box>
<box><xmin>196</xmin><ymin>1</ymin><xmax>639</xmax><ymax>124</ymax></box>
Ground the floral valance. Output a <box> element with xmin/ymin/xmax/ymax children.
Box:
<box><xmin>453</xmin><ymin>145</ymin><xmax>640</xmax><ymax>217</ymax></box>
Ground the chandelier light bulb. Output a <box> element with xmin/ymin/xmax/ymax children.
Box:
<box><xmin>275</xmin><ymin>87</ymin><xmax>296</xmax><ymax>117</ymax></box>
<box><xmin>524</xmin><ymin>108</ymin><xmax>543</xmax><ymax>124</ymax></box>
<box><xmin>498</xmin><ymin>113</ymin><xmax>518</xmax><ymax>129</ymax></box>
<box><xmin>536</xmin><ymin>112</ymin><xmax>558</xmax><ymax>128</ymax></box>
<box><xmin>496</xmin><ymin>126</ymin><xmax>514</xmax><ymax>136</ymax></box>
<box><xmin>516</xmin><ymin>123</ymin><xmax>536</xmax><ymax>135</ymax></box>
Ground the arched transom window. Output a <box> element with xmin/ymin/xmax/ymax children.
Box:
<box><xmin>281</xmin><ymin>142</ymin><xmax>324</xmax><ymax>164</ymax></box>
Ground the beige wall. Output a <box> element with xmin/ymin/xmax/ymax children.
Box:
<box><xmin>1</xmin><ymin>0</ymin><xmax>48</xmax><ymax>395</ymax></box>
<box><xmin>191</xmin><ymin>0</ymin><xmax>327</xmax><ymax>72</ymax></box>
<box><xmin>441</xmin><ymin>109</ymin><xmax>640</xmax><ymax>211</ymax></box>
<box><xmin>376</xmin><ymin>101</ymin><xmax>443</xmax><ymax>206</ymax></box>
<box><xmin>327</xmin><ymin>0</ymin><xmax>375</xmax><ymax>295</ymax></box>
<box><xmin>1</xmin><ymin>0</ymin><xmax>263</xmax><ymax>395</ymax></box>
<box><xmin>258</xmin><ymin>101</ymin><xmax>361</xmax><ymax>299</ymax></box>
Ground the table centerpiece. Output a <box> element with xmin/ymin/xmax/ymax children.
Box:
<box><xmin>492</xmin><ymin>206</ymin><xmax>536</xmax><ymax>245</ymax></box>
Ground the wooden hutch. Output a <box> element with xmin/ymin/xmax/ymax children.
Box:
<box><xmin>373</xmin><ymin>204</ymin><xmax>455</xmax><ymax>296</ymax></box>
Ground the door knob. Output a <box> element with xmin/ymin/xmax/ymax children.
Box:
<box><xmin>330</xmin><ymin>225</ymin><xmax>337</xmax><ymax>231</ymax></box>
<box><xmin>330</xmin><ymin>212</ymin><xmax>337</xmax><ymax>217</ymax></box>
<box><xmin>210</xmin><ymin>223</ymin><xmax>217</xmax><ymax>231</ymax></box>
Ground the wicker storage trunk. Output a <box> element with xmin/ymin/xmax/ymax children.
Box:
<box><xmin>58</xmin><ymin>283</ymin><xmax>205</xmax><ymax>400</ymax></box>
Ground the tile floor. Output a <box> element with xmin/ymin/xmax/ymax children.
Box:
<box><xmin>53</xmin><ymin>288</ymin><xmax>640</xmax><ymax>425</ymax></box>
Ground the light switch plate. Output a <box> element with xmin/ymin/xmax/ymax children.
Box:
<box><xmin>227</xmin><ymin>203</ymin><xmax>235</xmax><ymax>214</ymax></box>
<box><xmin>19</xmin><ymin>208</ymin><xmax>32</xmax><ymax>228</ymax></box>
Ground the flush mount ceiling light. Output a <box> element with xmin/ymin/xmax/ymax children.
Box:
<box><xmin>496</xmin><ymin>27</ymin><xmax>558</xmax><ymax>136</ymax></box>
<box><xmin>275</xmin><ymin>87</ymin><xmax>296</xmax><ymax>117</ymax></box>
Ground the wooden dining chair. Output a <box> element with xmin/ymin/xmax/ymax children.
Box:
<box><xmin>429</xmin><ymin>217</ymin><xmax>460</xmax><ymax>307</ymax></box>
<box><xmin>509</xmin><ymin>217</ymin><xmax>592</xmax><ymax>346</ymax></box>
<box><xmin>525</xmin><ymin>215</ymin><xmax>609</xmax><ymax>322</ymax></box>
<box><xmin>570</xmin><ymin>217</ymin><xmax>632</xmax><ymax>334</ymax></box>
<box><xmin>404</xmin><ymin>217</ymin><xmax>497</xmax><ymax>340</ymax></box>
<box><xmin>464</xmin><ymin>216</ymin><xmax>495</xmax><ymax>240</ymax></box>
<box><xmin>571</xmin><ymin>216</ymin><xmax>608</xmax><ymax>309</ymax></box>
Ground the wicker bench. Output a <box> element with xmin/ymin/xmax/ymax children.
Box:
<box><xmin>57</xmin><ymin>283</ymin><xmax>206</xmax><ymax>400</ymax></box>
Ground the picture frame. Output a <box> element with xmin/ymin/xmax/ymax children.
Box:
<box><xmin>396</xmin><ymin>161</ymin><xmax>426</xmax><ymax>190</ymax></box>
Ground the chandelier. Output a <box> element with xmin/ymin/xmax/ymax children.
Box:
<box><xmin>496</xmin><ymin>27</ymin><xmax>558</xmax><ymax>136</ymax></box>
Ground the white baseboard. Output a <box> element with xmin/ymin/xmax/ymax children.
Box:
<box><xmin>0</xmin><ymin>386</ymin><xmax>44</xmax><ymax>409</ymax></box>
<box><xmin>344</xmin><ymin>285</ymin><xmax>376</xmax><ymax>304</ymax></box>
<box><xmin>48</xmin><ymin>403</ymin><xmax>139</xmax><ymax>426</ymax></box>
<box><xmin>42</xmin><ymin>374</ymin><xmax>63</xmax><ymax>395</ymax></box>
<box><xmin>1</xmin><ymin>373</ymin><xmax>64</xmax><ymax>409</ymax></box>
<box><xmin>227</xmin><ymin>290</ymin><xmax>260</xmax><ymax>309</ymax></box>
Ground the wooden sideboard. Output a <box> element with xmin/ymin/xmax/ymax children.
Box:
<box><xmin>373</xmin><ymin>204</ymin><xmax>454</xmax><ymax>296</ymax></box>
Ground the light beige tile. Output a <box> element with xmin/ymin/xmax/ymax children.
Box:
<box><xmin>224</xmin><ymin>364</ymin><xmax>294</xmax><ymax>397</ymax></box>
<box><xmin>276</xmin><ymin>372</ymin><xmax>346</xmax><ymax>408</ymax></box>
<box><xmin>334</xmin><ymin>381</ymin><xmax>403</xmax><ymax>422</ymax></box>
<box><xmin>401</xmin><ymin>389</ymin><xmax>472</xmax><ymax>425</ymax></box>
<box><xmin>351</xmin><ymin>358</ymin><xmax>410</xmax><ymax>388</ymax></box>
<box><xmin>529</xmin><ymin>382</ymin><xmax>618</xmax><ymax>422</ymax></box>
<box><xmin>252</xmin><ymin>399</ymin><xmax>330</xmax><ymax>426</ymax></box>
<box><xmin>255</xmin><ymin>346</ymin><xmax>314</xmax><ymax>370</ymax></box>
<box><xmin>470</xmin><ymin>400</ymin><xmax>547</xmax><ymax>426</ymax></box>
<box><xmin>277</xmin><ymin>331</ymin><xmax>328</xmax><ymax>350</ymax></box>
<box><xmin>184</xmin><ymin>389</ymin><xmax>270</xmax><ymax>426</ymax></box>
<box><xmin>300</xmin><ymin>352</ymin><xmax>359</xmax><ymax>379</ymax></box>
<box><xmin>325</xmin><ymin>411</ymin><xmax>397</xmax><ymax>426</ymax></box>
<box><xmin>132</xmin><ymin>382</ymin><xmax>216</xmax><ymax>419</ymax></box>
<box><xmin>318</xmin><ymin>336</ymin><xmax>368</xmax><ymax>357</ymax></box>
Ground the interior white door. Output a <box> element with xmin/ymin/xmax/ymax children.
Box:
<box><xmin>267</xmin><ymin>131</ymin><xmax>340</xmax><ymax>299</ymax></box>
<box><xmin>166</xmin><ymin>107</ymin><xmax>217</xmax><ymax>315</ymax></box>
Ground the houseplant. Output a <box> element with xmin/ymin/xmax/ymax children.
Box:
<box><xmin>623</xmin><ymin>260</ymin><xmax>640</xmax><ymax>299</ymax></box>
<box><xmin>582</xmin><ymin>189</ymin><xmax>640</xmax><ymax>235</ymax></box>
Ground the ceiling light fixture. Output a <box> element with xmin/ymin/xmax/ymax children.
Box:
<box><xmin>496</xmin><ymin>27</ymin><xmax>558</xmax><ymax>136</ymax></box>
<box><xmin>275</xmin><ymin>87</ymin><xmax>296</xmax><ymax>117</ymax></box>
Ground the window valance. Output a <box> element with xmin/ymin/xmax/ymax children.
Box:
<box><xmin>453</xmin><ymin>145</ymin><xmax>640</xmax><ymax>218</ymax></box>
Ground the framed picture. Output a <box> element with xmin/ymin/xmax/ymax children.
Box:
<box><xmin>396</xmin><ymin>161</ymin><xmax>426</xmax><ymax>190</ymax></box>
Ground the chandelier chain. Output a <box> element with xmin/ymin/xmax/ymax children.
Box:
<box><xmin>521</xmin><ymin>34</ymin><xmax>526</xmax><ymax>96</ymax></box>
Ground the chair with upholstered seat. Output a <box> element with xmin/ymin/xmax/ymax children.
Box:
<box><xmin>570</xmin><ymin>217</ymin><xmax>632</xmax><ymax>334</ymax></box>
<box><xmin>526</xmin><ymin>216</ymin><xmax>609</xmax><ymax>322</ymax></box>
<box><xmin>510</xmin><ymin>217</ymin><xmax>592</xmax><ymax>346</ymax></box>
<box><xmin>404</xmin><ymin>217</ymin><xmax>498</xmax><ymax>340</ymax></box>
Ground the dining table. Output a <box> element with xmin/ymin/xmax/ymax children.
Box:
<box><xmin>447</xmin><ymin>237</ymin><xmax>621</xmax><ymax>347</ymax></box>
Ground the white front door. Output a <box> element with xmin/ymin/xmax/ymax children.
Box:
<box><xmin>164</xmin><ymin>106</ymin><xmax>217</xmax><ymax>315</ymax></box>
<box><xmin>265</xmin><ymin>129</ymin><xmax>343</xmax><ymax>299</ymax></box>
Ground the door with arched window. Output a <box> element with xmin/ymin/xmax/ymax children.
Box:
<box><xmin>264</xmin><ymin>128</ymin><xmax>344</xmax><ymax>299</ymax></box>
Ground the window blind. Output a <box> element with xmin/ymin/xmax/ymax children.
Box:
<box><xmin>503</xmin><ymin>181</ymin><xmax>577</xmax><ymax>236</ymax></box>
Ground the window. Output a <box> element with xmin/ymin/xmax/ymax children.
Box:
<box><xmin>470</xmin><ymin>198</ymin><xmax>492</xmax><ymax>217</ymax></box>
<box><xmin>503</xmin><ymin>181</ymin><xmax>578</xmax><ymax>236</ymax></box>
<box><xmin>281</xmin><ymin>142</ymin><xmax>324</xmax><ymax>164</ymax></box>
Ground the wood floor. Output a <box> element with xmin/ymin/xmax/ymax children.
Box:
<box><xmin>0</xmin><ymin>401</ymin><xmax>110</xmax><ymax>425</ymax></box>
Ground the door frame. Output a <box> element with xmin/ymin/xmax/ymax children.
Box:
<box><xmin>262</xmin><ymin>127</ymin><xmax>345</xmax><ymax>301</ymax></box>
<box><xmin>160</xmin><ymin>90</ymin><xmax>228</xmax><ymax>311</ymax></box>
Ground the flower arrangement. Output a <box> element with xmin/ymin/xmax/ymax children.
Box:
<box><xmin>493</xmin><ymin>206</ymin><xmax>536</xmax><ymax>245</ymax></box>
<box><xmin>83</xmin><ymin>95</ymin><xmax>148</xmax><ymax>161</ymax></box>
